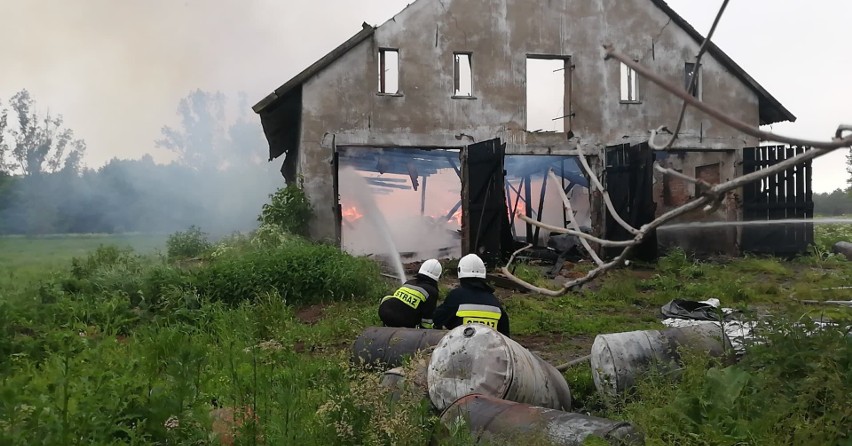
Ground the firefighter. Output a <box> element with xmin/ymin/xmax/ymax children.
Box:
<box><xmin>433</xmin><ymin>253</ymin><xmax>510</xmax><ymax>337</ymax></box>
<box><xmin>378</xmin><ymin>259</ymin><xmax>442</xmax><ymax>329</ymax></box>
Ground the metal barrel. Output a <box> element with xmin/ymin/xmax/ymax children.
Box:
<box><xmin>439</xmin><ymin>394</ymin><xmax>644</xmax><ymax>446</ymax></box>
<box><xmin>591</xmin><ymin>324</ymin><xmax>732</xmax><ymax>396</ymax></box>
<box><xmin>427</xmin><ymin>324</ymin><xmax>573</xmax><ymax>411</ymax></box>
<box><xmin>832</xmin><ymin>241</ymin><xmax>852</xmax><ymax>260</ymax></box>
<box><xmin>351</xmin><ymin>327</ymin><xmax>448</xmax><ymax>369</ymax></box>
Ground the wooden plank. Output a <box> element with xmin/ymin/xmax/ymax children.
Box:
<box><xmin>742</xmin><ymin>202</ymin><xmax>815</xmax><ymax>211</ymax></box>
<box><xmin>795</xmin><ymin>146</ymin><xmax>806</xmax><ymax>246</ymax></box>
<box><xmin>767</xmin><ymin>146</ymin><xmax>778</xmax><ymax>222</ymax></box>
<box><xmin>805</xmin><ymin>148</ymin><xmax>814</xmax><ymax>244</ymax></box>
<box><xmin>742</xmin><ymin>147</ymin><xmax>756</xmax><ymax>222</ymax></box>
<box><xmin>524</xmin><ymin>175</ymin><xmax>533</xmax><ymax>244</ymax></box>
<box><xmin>533</xmin><ymin>172</ymin><xmax>548</xmax><ymax>244</ymax></box>
<box><xmin>460</xmin><ymin>147</ymin><xmax>471</xmax><ymax>255</ymax></box>
<box><xmin>784</xmin><ymin>146</ymin><xmax>795</xmax><ymax>245</ymax></box>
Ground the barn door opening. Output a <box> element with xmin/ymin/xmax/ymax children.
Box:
<box><xmin>461</xmin><ymin>138</ymin><xmax>514</xmax><ymax>266</ymax></box>
<box><xmin>604</xmin><ymin>142</ymin><xmax>657</xmax><ymax>260</ymax></box>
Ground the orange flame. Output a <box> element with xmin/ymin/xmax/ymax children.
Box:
<box><xmin>341</xmin><ymin>205</ymin><xmax>364</xmax><ymax>223</ymax></box>
<box><xmin>450</xmin><ymin>210</ymin><xmax>462</xmax><ymax>226</ymax></box>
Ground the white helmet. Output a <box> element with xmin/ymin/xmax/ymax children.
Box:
<box><xmin>457</xmin><ymin>254</ymin><xmax>487</xmax><ymax>279</ymax></box>
<box><xmin>418</xmin><ymin>259</ymin><xmax>443</xmax><ymax>281</ymax></box>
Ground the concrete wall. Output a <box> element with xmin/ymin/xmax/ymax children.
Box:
<box><xmin>296</xmin><ymin>0</ymin><xmax>761</xmax><ymax>242</ymax></box>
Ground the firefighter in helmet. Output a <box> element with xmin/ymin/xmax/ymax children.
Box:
<box><xmin>433</xmin><ymin>253</ymin><xmax>510</xmax><ymax>337</ymax></box>
<box><xmin>378</xmin><ymin>259</ymin><xmax>443</xmax><ymax>329</ymax></box>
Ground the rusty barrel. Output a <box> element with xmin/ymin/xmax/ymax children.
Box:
<box><xmin>591</xmin><ymin>324</ymin><xmax>732</xmax><ymax>396</ymax></box>
<box><xmin>439</xmin><ymin>394</ymin><xmax>644</xmax><ymax>446</ymax></box>
<box><xmin>427</xmin><ymin>324</ymin><xmax>572</xmax><ymax>411</ymax></box>
<box><xmin>351</xmin><ymin>327</ymin><xmax>448</xmax><ymax>369</ymax></box>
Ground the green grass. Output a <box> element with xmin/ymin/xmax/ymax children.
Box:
<box><xmin>0</xmin><ymin>233</ymin><xmax>167</xmax><ymax>275</ymax></box>
<box><xmin>1</xmin><ymin>235</ymin><xmax>850</xmax><ymax>445</ymax></box>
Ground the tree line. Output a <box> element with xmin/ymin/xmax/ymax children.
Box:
<box><xmin>0</xmin><ymin>89</ymin><xmax>282</xmax><ymax>236</ymax></box>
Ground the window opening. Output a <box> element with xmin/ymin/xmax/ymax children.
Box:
<box><xmin>453</xmin><ymin>53</ymin><xmax>473</xmax><ymax>97</ymax></box>
<box><xmin>620</xmin><ymin>62</ymin><xmax>639</xmax><ymax>102</ymax></box>
<box><xmin>378</xmin><ymin>49</ymin><xmax>399</xmax><ymax>94</ymax></box>
<box><xmin>684</xmin><ymin>62</ymin><xmax>701</xmax><ymax>98</ymax></box>
<box><xmin>525</xmin><ymin>57</ymin><xmax>569</xmax><ymax>132</ymax></box>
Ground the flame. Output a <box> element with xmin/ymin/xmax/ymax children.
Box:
<box><xmin>341</xmin><ymin>205</ymin><xmax>364</xmax><ymax>223</ymax></box>
<box><xmin>450</xmin><ymin>210</ymin><xmax>462</xmax><ymax>226</ymax></box>
<box><xmin>427</xmin><ymin>209</ymin><xmax>462</xmax><ymax>227</ymax></box>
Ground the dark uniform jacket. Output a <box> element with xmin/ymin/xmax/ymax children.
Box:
<box><xmin>378</xmin><ymin>274</ymin><xmax>440</xmax><ymax>329</ymax></box>
<box><xmin>433</xmin><ymin>278</ymin><xmax>510</xmax><ymax>337</ymax></box>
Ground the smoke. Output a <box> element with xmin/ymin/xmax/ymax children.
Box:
<box><xmin>0</xmin><ymin>0</ymin><xmax>417</xmax><ymax>168</ymax></box>
<box><xmin>0</xmin><ymin>90</ymin><xmax>283</xmax><ymax>237</ymax></box>
<box><xmin>339</xmin><ymin>167</ymin><xmax>461</xmax><ymax>264</ymax></box>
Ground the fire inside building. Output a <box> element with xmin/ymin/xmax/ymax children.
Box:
<box><xmin>252</xmin><ymin>0</ymin><xmax>813</xmax><ymax>268</ymax></box>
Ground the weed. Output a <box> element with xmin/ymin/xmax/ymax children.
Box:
<box><xmin>166</xmin><ymin>225</ymin><xmax>212</xmax><ymax>260</ymax></box>
<box><xmin>814</xmin><ymin>223</ymin><xmax>852</xmax><ymax>253</ymax></box>
<box><xmin>3</xmin><ymin>234</ymin><xmax>852</xmax><ymax>445</ymax></box>
<box><xmin>603</xmin><ymin>319</ymin><xmax>852</xmax><ymax>446</ymax></box>
<box><xmin>193</xmin><ymin>240</ymin><xmax>386</xmax><ymax>306</ymax></box>
<box><xmin>257</xmin><ymin>184</ymin><xmax>313</xmax><ymax>237</ymax></box>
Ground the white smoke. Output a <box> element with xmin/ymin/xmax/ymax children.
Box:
<box><xmin>339</xmin><ymin>166</ymin><xmax>461</xmax><ymax>266</ymax></box>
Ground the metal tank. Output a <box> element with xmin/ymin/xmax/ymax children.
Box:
<box><xmin>591</xmin><ymin>324</ymin><xmax>733</xmax><ymax>396</ymax></box>
<box><xmin>427</xmin><ymin>324</ymin><xmax>572</xmax><ymax>411</ymax></box>
<box><xmin>351</xmin><ymin>327</ymin><xmax>448</xmax><ymax>369</ymax></box>
<box><xmin>439</xmin><ymin>394</ymin><xmax>644</xmax><ymax>446</ymax></box>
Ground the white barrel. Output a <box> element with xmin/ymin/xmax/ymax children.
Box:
<box><xmin>427</xmin><ymin>324</ymin><xmax>572</xmax><ymax>411</ymax></box>
<box><xmin>591</xmin><ymin>324</ymin><xmax>732</xmax><ymax>396</ymax></box>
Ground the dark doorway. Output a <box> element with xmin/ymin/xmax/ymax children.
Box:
<box><xmin>604</xmin><ymin>142</ymin><xmax>657</xmax><ymax>260</ymax></box>
<box><xmin>460</xmin><ymin>139</ymin><xmax>514</xmax><ymax>267</ymax></box>
<box><xmin>741</xmin><ymin>145</ymin><xmax>813</xmax><ymax>256</ymax></box>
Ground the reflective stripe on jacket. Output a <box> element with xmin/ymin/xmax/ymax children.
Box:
<box><xmin>381</xmin><ymin>284</ymin><xmax>429</xmax><ymax>309</ymax></box>
<box><xmin>456</xmin><ymin>303</ymin><xmax>502</xmax><ymax>329</ymax></box>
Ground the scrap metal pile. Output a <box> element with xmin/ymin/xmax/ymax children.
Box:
<box><xmin>351</xmin><ymin>323</ymin><xmax>733</xmax><ymax>445</ymax></box>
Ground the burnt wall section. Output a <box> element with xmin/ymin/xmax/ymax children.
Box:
<box><xmin>293</xmin><ymin>0</ymin><xmax>763</xmax><ymax>241</ymax></box>
<box><xmin>654</xmin><ymin>150</ymin><xmax>741</xmax><ymax>256</ymax></box>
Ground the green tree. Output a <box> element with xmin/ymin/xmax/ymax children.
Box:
<box><xmin>0</xmin><ymin>89</ymin><xmax>86</xmax><ymax>176</ymax></box>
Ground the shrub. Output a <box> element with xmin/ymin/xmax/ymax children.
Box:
<box><xmin>814</xmin><ymin>223</ymin><xmax>852</xmax><ymax>253</ymax></box>
<box><xmin>166</xmin><ymin>226</ymin><xmax>212</xmax><ymax>260</ymax></box>
<box><xmin>70</xmin><ymin>245</ymin><xmax>143</xmax><ymax>280</ymax></box>
<box><xmin>315</xmin><ymin>353</ymin><xmax>436</xmax><ymax>445</ymax></box>
<box><xmin>193</xmin><ymin>239</ymin><xmax>385</xmax><ymax>306</ymax></box>
<box><xmin>257</xmin><ymin>185</ymin><xmax>313</xmax><ymax>237</ymax></box>
<box><xmin>611</xmin><ymin>319</ymin><xmax>852</xmax><ymax>445</ymax></box>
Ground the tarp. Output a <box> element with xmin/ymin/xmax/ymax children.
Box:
<box><xmin>660</xmin><ymin>298</ymin><xmax>722</xmax><ymax>321</ymax></box>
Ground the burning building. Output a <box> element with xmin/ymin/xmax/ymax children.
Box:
<box><xmin>252</xmin><ymin>0</ymin><xmax>811</xmax><ymax>265</ymax></box>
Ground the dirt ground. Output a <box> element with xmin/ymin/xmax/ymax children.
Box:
<box><xmin>295</xmin><ymin>304</ymin><xmax>326</xmax><ymax>325</ymax></box>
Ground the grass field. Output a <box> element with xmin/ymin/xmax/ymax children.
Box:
<box><xmin>0</xmin><ymin>234</ymin><xmax>167</xmax><ymax>279</ymax></box>
<box><xmin>1</xmin><ymin>229</ymin><xmax>850</xmax><ymax>445</ymax></box>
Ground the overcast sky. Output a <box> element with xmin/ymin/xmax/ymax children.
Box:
<box><xmin>1</xmin><ymin>0</ymin><xmax>849</xmax><ymax>192</ymax></box>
